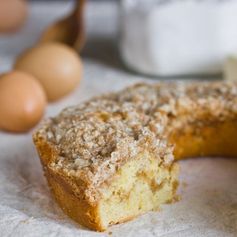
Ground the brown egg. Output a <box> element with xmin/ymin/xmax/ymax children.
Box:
<box><xmin>0</xmin><ymin>0</ymin><xmax>28</xmax><ymax>33</ymax></box>
<box><xmin>0</xmin><ymin>71</ymin><xmax>47</xmax><ymax>133</ymax></box>
<box><xmin>14</xmin><ymin>43</ymin><xmax>83</xmax><ymax>101</ymax></box>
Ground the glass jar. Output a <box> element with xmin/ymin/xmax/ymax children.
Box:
<box><xmin>120</xmin><ymin>0</ymin><xmax>237</xmax><ymax>77</ymax></box>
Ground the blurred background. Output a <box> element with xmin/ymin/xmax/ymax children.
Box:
<box><xmin>2</xmin><ymin>0</ymin><xmax>237</xmax><ymax>79</ymax></box>
<box><xmin>0</xmin><ymin>0</ymin><xmax>122</xmax><ymax>74</ymax></box>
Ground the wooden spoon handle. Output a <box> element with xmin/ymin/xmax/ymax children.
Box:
<box><xmin>72</xmin><ymin>0</ymin><xmax>87</xmax><ymax>50</ymax></box>
<box><xmin>73</xmin><ymin>0</ymin><xmax>86</xmax><ymax>18</ymax></box>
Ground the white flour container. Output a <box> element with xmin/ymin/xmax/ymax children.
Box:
<box><xmin>120</xmin><ymin>0</ymin><xmax>237</xmax><ymax>76</ymax></box>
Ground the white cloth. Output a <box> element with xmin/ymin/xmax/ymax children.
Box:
<box><xmin>0</xmin><ymin>2</ymin><xmax>236</xmax><ymax>237</ymax></box>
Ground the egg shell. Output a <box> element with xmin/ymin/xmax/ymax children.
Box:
<box><xmin>14</xmin><ymin>43</ymin><xmax>83</xmax><ymax>101</ymax></box>
<box><xmin>0</xmin><ymin>0</ymin><xmax>28</xmax><ymax>33</ymax></box>
<box><xmin>0</xmin><ymin>71</ymin><xmax>47</xmax><ymax>133</ymax></box>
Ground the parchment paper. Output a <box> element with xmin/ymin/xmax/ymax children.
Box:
<box><xmin>0</xmin><ymin>2</ymin><xmax>236</xmax><ymax>237</ymax></box>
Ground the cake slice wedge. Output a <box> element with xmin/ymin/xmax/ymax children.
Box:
<box><xmin>33</xmin><ymin>87</ymin><xmax>179</xmax><ymax>231</ymax></box>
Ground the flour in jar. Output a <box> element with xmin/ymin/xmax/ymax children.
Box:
<box><xmin>120</xmin><ymin>0</ymin><xmax>237</xmax><ymax>76</ymax></box>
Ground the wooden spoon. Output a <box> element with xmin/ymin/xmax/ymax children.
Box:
<box><xmin>40</xmin><ymin>0</ymin><xmax>86</xmax><ymax>51</ymax></box>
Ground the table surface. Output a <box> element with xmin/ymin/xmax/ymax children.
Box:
<box><xmin>0</xmin><ymin>2</ymin><xmax>236</xmax><ymax>237</ymax></box>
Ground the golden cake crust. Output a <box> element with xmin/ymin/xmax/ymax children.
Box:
<box><xmin>33</xmin><ymin>81</ymin><xmax>237</xmax><ymax>231</ymax></box>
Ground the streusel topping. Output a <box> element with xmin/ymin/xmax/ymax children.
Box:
<box><xmin>35</xmin><ymin>81</ymin><xmax>237</xmax><ymax>190</ymax></box>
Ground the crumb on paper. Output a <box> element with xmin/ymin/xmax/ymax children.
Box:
<box><xmin>20</xmin><ymin>217</ymin><xmax>34</xmax><ymax>224</ymax></box>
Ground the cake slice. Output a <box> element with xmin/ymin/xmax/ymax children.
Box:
<box><xmin>33</xmin><ymin>81</ymin><xmax>237</xmax><ymax>231</ymax></box>
<box><xmin>33</xmin><ymin>84</ymin><xmax>180</xmax><ymax>231</ymax></box>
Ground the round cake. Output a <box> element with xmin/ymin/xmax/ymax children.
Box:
<box><xmin>33</xmin><ymin>81</ymin><xmax>237</xmax><ymax>231</ymax></box>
